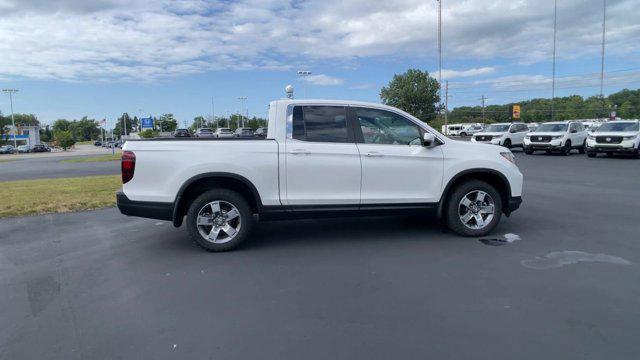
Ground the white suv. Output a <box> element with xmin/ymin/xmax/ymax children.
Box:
<box><xmin>471</xmin><ymin>123</ymin><xmax>528</xmax><ymax>149</ymax></box>
<box><xmin>523</xmin><ymin>121</ymin><xmax>587</xmax><ymax>155</ymax></box>
<box><xmin>586</xmin><ymin>120</ymin><xmax>640</xmax><ymax>158</ymax></box>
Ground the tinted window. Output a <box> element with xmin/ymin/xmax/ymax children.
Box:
<box><xmin>355</xmin><ymin>107</ymin><xmax>422</xmax><ymax>145</ymax></box>
<box><xmin>292</xmin><ymin>106</ymin><xmax>348</xmax><ymax>143</ymax></box>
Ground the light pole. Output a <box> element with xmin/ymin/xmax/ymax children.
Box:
<box><xmin>211</xmin><ymin>97</ymin><xmax>217</xmax><ymax>129</ymax></box>
<box><xmin>551</xmin><ymin>0</ymin><xmax>557</xmax><ymax>121</ymax></box>
<box><xmin>2</xmin><ymin>89</ymin><xmax>18</xmax><ymax>149</ymax></box>
<box><xmin>297</xmin><ymin>70</ymin><xmax>312</xmax><ymax>98</ymax></box>
<box><xmin>237</xmin><ymin>97</ymin><xmax>247</xmax><ymax>128</ymax></box>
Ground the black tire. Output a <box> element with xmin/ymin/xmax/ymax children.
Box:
<box><xmin>524</xmin><ymin>147</ymin><xmax>534</xmax><ymax>155</ymax></box>
<box><xmin>578</xmin><ymin>140</ymin><xmax>586</xmax><ymax>154</ymax></box>
<box><xmin>545</xmin><ymin>150</ymin><xmax>551</xmax><ymax>154</ymax></box>
<box><xmin>634</xmin><ymin>148</ymin><xmax>640</xmax><ymax>159</ymax></box>
<box><xmin>562</xmin><ymin>140</ymin><xmax>571</xmax><ymax>156</ymax></box>
<box><xmin>186</xmin><ymin>189</ymin><xmax>254</xmax><ymax>252</ymax></box>
<box><xmin>460</xmin><ymin>132</ymin><xmax>467</xmax><ymax>137</ymax></box>
<box><xmin>445</xmin><ymin>180</ymin><xmax>503</xmax><ymax>237</ymax></box>
<box><xmin>587</xmin><ymin>152</ymin><xmax>596</xmax><ymax>158</ymax></box>
<box><xmin>503</xmin><ymin>139</ymin><xmax>511</xmax><ymax>149</ymax></box>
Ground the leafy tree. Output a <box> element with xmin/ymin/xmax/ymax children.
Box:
<box><xmin>55</xmin><ymin>130</ymin><xmax>75</xmax><ymax>150</ymax></box>
<box><xmin>40</xmin><ymin>125</ymin><xmax>53</xmax><ymax>142</ymax></box>
<box><xmin>157</xmin><ymin>114</ymin><xmax>178</xmax><ymax>132</ymax></box>
<box><xmin>380</xmin><ymin>69</ymin><xmax>441</xmax><ymax>122</ymax></box>
<box><xmin>71</xmin><ymin>116</ymin><xmax>101</xmax><ymax>141</ymax></box>
<box><xmin>52</xmin><ymin>119</ymin><xmax>72</xmax><ymax>132</ymax></box>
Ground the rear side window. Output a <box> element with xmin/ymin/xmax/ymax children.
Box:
<box><xmin>292</xmin><ymin>106</ymin><xmax>348</xmax><ymax>143</ymax></box>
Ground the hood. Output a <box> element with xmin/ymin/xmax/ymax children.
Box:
<box><xmin>527</xmin><ymin>132</ymin><xmax>565</xmax><ymax>137</ymax></box>
<box><xmin>591</xmin><ymin>131</ymin><xmax>638</xmax><ymax>137</ymax></box>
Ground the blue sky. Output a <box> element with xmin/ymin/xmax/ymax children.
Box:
<box><xmin>1</xmin><ymin>0</ymin><xmax>639</xmax><ymax>128</ymax></box>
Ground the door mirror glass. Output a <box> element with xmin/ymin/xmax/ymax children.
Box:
<box><xmin>509</xmin><ymin>128</ymin><xmax>517</xmax><ymax>133</ymax></box>
<box><xmin>423</xmin><ymin>133</ymin><xmax>436</xmax><ymax>147</ymax></box>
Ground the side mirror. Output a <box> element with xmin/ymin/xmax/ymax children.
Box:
<box><xmin>570</xmin><ymin>129</ymin><xmax>577</xmax><ymax>133</ymax></box>
<box><xmin>423</xmin><ymin>133</ymin><xmax>436</xmax><ymax>148</ymax></box>
<box><xmin>509</xmin><ymin>129</ymin><xmax>517</xmax><ymax>133</ymax></box>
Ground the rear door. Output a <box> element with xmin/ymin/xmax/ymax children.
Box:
<box><xmin>353</xmin><ymin>107</ymin><xmax>443</xmax><ymax>204</ymax></box>
<box><xmin>284</xmin><ymin>105</ymin><xmax>361</xmax><ymax>205</ymax></box>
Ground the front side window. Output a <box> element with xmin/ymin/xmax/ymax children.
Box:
<box><xmin>354</xmin><ymin>107</ymin><xmax>422</xmax><ymax>145</ymax></box>
<box><xmin>292</xmin><ymin>106</ymin><xmax>348</xmax><ymax>143</ymax></box>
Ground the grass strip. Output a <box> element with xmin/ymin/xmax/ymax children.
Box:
<box><xmin>0</xmin><ymin>175</ymin><xmax>121</xmax><ymax>218</ymax></box>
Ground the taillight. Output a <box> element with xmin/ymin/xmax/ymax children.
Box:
<box><xmin>121</xmin><ymin>151</ymin><xmax>136</xmax><ymax>184</ymax></box>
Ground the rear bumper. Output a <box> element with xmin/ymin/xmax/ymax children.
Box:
<box><xmin>506</xmin><ymin>196</ymin><xmax>522</xmax><ymax>215</ymax></box>
<box><xmin>116</xmin><ymin>191</ymin><xmax>173</xmax><ymax>221</ymax></box>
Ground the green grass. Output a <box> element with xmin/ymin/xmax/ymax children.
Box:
<box><xmin>60</xmin><ymin>154</ymin><xmax>121</xmax><ymax>163</ymax></box>
<box><xmin>75</xmin><ymin>140</ymin><xmax>95</xmax><ymax>145</ymax></box>
<box><xmin>0</xmin><ymin>175</ymin><xmax>121</xmax><ymax>218</ymax></box>
<box><xmin>0</xmin><ymin>158</ymin><xmax>18</xmax><ymax>163</ymax></box>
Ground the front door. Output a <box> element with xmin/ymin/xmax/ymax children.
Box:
<box><xmin>284</xmin><ymin>105</ymin><xmax>361</xmax><ymax>205</ymax></box>
<box><xmin>353</xmin><ymin>107</ymin><xmax>444</xmax><ymax>204</ymax></box>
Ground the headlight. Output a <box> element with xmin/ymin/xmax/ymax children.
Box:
<box><xmin>551</xmin><ymin>135</ymin><xmax>564</xmax><ymax>139</ymax></box>
<box><xmin>623</xmin><ymin>135</ymin><xmax>638</xmax><ymax>140</ymax></box>
<box><xmin>588</xmin><ymin>134</ymin><xmax>596</xmax><ymax>140</ymax></box>
<box><xmin>493</xmin><ymin>134</ymin><xmax>504</xmax><ymax>138</ymax></box>
<box><xmin>500</xmin><ymin>151</ymin><xmax>516</xmax><ymax>165</ymax></box>
<box><xmin>524</xmin><ymin>135</ymin><xmax>531</xmax><ymax>139</ymax></box>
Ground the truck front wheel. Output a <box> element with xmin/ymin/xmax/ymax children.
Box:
<box><xmin>186</xmin><ymin>189</ymin><xmax>254</xmax><ymax>251</ymax></box>
<box><xmin>445</xmin><ymin>180</ymin><xmax>503</xmax><ymax>237</ymax></box>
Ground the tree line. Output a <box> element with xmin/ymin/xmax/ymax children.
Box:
<box><xmin>380</xmin><ymin>69</ymin><xmax>640</xmax><ymax>128</ymax></box>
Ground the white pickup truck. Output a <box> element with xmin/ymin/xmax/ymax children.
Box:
<box><xmin>117</xmin><ymin>99</ymin><xmax>523</xmax><ymax>251</ymax></box>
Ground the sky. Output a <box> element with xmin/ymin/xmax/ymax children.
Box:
<box><xmin>0</xmin><ymin>0</ymin><xmax>639</xmax><ymax>127</ymax></box>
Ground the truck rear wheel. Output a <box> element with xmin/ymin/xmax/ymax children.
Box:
<box><xmin>186</xmin><ymin>189</ymin><xmax>254</xmax><ymax>252</ymax></box>
<box><xmin>445</xmin><ymin>180</ymin><xmax>502</xmax><ymax>237</ymax></box>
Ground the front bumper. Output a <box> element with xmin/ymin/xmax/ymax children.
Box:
<box><xmin>507</xmin><ymin>196</ymin><xmax>522</xmax><ymax>215</ymax></box>
<box><xmin>586</xmin><ymin>139</ymin><xmax>637</xmax><ymax>153</ymax></box>
<box><xmin>116</xmin><ymin>191</ymin><xmax>173</xmax><ymax>221</ymax></box>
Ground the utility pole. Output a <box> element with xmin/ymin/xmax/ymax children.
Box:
<box><xmin>437</xmin><ymin>0</ymin><xmax>443</xmax><ymax>110</ymax></box>
<box><xmin>480</xmin><ymin>95</ymin><xmax>486</xmax><ymax>124</ymax></box>
<box><xmin>600</xmin><ymin>0</ymin><xmax>607</xmax><ymax>110</ymax></box>
<box><xmin>211</xmin><ymin>97</ymin><xmax>217</xmax><ymax>129</ymax></box>
<box><xmin>237</xmin><ymin>97</ymin><xmax>247</xmax><ymax>128</ymax></box>
<box><xmin>444</xmin><ymin>81</ymin><xmax>449</xmax><ymax>136</ymax></box>
<box><xmin>2</xmin><ymin>89</ymin><xmax>18</xmax><ymax>149</ymax></box>
<box><xmin>551</xmin><ymin>0</ymin><xmax>557</xmax><ymax>121</ymax></box>
<box><xmin>297</xmin><ymin>70</ymin><xmax>312</xmax><ymax>98</ymax></box>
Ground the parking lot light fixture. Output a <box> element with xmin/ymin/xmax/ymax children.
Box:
<box><xmin>2</xmin><ymin>89</ymin><xmax>19</xmax><ymax>150</ymax></box>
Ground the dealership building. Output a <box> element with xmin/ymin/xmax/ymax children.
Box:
<box><xmin>2</xmin><ymin>126</ymin><xmax>41</xmax><ymax>146</ymax></box>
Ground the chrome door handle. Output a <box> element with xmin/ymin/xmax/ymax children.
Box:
<box><xmin>365</xmin><ymin>152</ymin><xmax>383</xmax><ymax>157</ymax></box>
<box><xmin>291</xmin><ymin>149</ymin><xmax>311</xmax><ymax>155</ymax></box>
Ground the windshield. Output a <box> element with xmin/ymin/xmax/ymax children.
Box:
<box><xmin>219</xmin><ymin>128</ymin><xmax>232</xmax><ymax>133</ymax></box>
<box><xmin>535</xmin><ymin>123</ymin><xmax>567</xmax><ymax>132</ymax></box>
<box><xmin>484</xmin><ymin>124</ymin><xmax>510</xmax><ymax>132</ymax></box>
<box><xmin>596</xmin><ymin>122</ymin><xmax>639</xmax><ymax>132</ymax></box>
<box><xmin>199</xmin><ymin>129</ymin><xmax>212</xmax><ymax>133</ymax></box>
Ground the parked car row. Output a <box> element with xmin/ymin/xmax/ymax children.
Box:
<box><xmin>180</xmin><ymin>127</ymin><xmax>268</xmax><ymax>138</ymax></box>
<box><xmin>469</xmin><ymin>119</ymin><xmax>640</xmax><ymax>158</ymax></box>
<box><xmin>0</xmin><ymin>144</ymin><xmax>51</xmax><ymax>154</ymax></box>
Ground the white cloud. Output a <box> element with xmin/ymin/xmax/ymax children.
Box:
<box><xmin>302</xmin><ymin>74</ymin><xmax>344</xmax><ymax>86</ymax></box>
<box><xmin>0</xmin><ymin>0</ymin><xmax>638</xmax><ymax>81</ymax></box>
<box><xmin>438</xmin><ymin>67</ymin><xmax>495</xmax><ymax>79</ymax></box>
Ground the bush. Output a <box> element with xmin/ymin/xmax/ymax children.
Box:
<box><xmin>138</xmin><ymin>129</ymin><xmax>158</xmax><ymax>138</ymax></box>
<box><xmin>55</xmin><ymin>130</ymin><xmax>75</xmax><ymax>150</ymax></box>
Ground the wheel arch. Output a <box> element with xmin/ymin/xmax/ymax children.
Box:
<box><xmin>438</xmin><ymin>169</ymin><xmax>513</xmax><ymax>219</ymax></box>
<box><xmin>172</xmin><ymin>172</ymin><xmax>263</xmax><ymax>227</ymax></box>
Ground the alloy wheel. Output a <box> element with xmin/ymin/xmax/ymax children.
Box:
<box><xmin>458</xmin><ymin>190</ymin><xmax>495</xmax><ymax>230</ymax></box>
<box><xmin>196</xmin><ymin>201</ymin><xmax>242</xmax><ymax>243</ymax></box>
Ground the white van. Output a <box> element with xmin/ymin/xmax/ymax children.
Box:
<box><xmin>441</xmin><ymin>123</ymin><xmax>484</xmax><ymax>137</ymax></box>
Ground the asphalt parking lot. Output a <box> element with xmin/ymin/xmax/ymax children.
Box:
<box><xmin>0</xmin><ymin>155</ymin><xmax>119</xmax><ymax>181</ymax></box>
<box><xmin>1</xmin><ymin>150</ymin><xmax>640</xmax><ymax>359</ymax></box>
